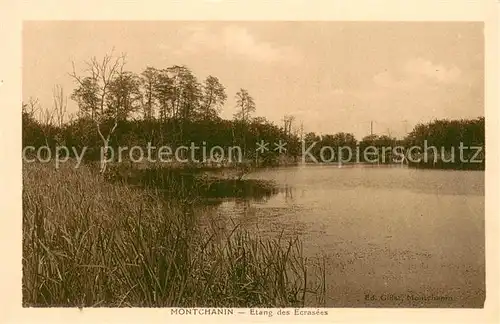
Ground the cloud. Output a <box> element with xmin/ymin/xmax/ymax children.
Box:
<box><xmin>372</xmin><ymin>71</ymin><xmax>403</xmax><ymax>89</ymax></box>
<box><xmin>372</xmin><ymin>58</ymin><xmax>462</xmax><ymax>89</ymax></box>
<box><xmin>403</xmin><ymin>58</ymin><xmax>462</xmax><ymax>83</ymax></box>
<box><xmin>174</xmin><ymin>25</ymin><xmax>301</xmax><ymax>65</ymax></box>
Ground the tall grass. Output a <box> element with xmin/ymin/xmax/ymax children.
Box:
<box><xmin>22</xmin><ymin>162</ymin><xmax>325</xmax><ymax>307</ymax></box>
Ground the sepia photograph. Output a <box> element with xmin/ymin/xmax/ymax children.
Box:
<box><xmin>19</xmin><ymin>20</ymin><xmax>488</xmax><ymax>310</ymax></box>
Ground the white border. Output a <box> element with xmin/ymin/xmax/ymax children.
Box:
<box><xmin>0</xmin><ymin>1</ymin><xmax>498</xmax><ymax>323</ymax></box>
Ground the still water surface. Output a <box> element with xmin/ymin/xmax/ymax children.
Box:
<box><xmin>210</xmin><ymin>164</ymin><xmax>485</xmax><ymax>307</ymax></box>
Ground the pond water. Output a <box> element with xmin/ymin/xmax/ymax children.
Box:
<box><xmin>207</xmin><ymin>164</ymin><xmax>485</xmax><ymax>307</ymax></box>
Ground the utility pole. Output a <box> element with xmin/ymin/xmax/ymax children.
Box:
<box><xmin>402</xmin><ymin>120</ymin><xmax>408</xmax><ymax>134</ymax></box>
<box><xmin>300</xmin><ymin>122</ymin><xmax>304</xmax><ymax>142</ymax></box>
<box><xmin>370</xmin><ymin>121</ymin><xmax>373</xmax><ymax>136</ymax></box>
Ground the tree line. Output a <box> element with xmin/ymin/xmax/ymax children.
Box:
<box><xmin>22</xmin><ymin>52</ymin><xmax>485</xmax><ymax>169</ymax></box>
<box><xmin>301</xmin><ymin>117</ymin><xmax>484</xmax><ymax>164</ymax></box>
<box><xmin>22</xmin><ymin>52</ymin><xmax>303</xmax><ymax>169</ymax></box>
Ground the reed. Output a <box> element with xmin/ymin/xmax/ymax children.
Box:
<box><xmin>22</xmin><ymin>162</ymin><xmax>325</xmax><ymax>307</ymax></box>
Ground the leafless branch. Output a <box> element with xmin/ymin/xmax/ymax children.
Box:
<box><xmin>52</xmin><ymin>84</ymin><xmax>67</xmax><ymax>128</ymax></box>
<box><xmin>68</xmin><ymin>49</ymin><xmax>127</xmax><ymax>174</ymax></box>
<box><xmin>69</xmin><ymin>61</ymin><xmax>86</xmax><ymax>87</ymax></box>
<box><xmin>23</xmin><ymin>97</ymin><xmax>40</xmax><ymax>118</ymax></box>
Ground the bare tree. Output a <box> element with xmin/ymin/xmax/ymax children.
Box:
<box><xmin>50</xmin><ymin>84</ymin><xmax>70</xmax><ymax>151</ymax></box>
<box><xmin>23</xmin><ymin>97</ymin><xmax>61</xmax><ymax>158</ymax></box>
<box><xmin>69</xmin><ymin>50</ymin><xmax>127</xmax><ymax>173</ymax></box>
<box><xmin>52</xmin><ymin>84</ymin><xmax>68</xmax><ymax>128</ymax></box>
<box><xmin>22</xmin><ymin>97</ymin><xmax>41</xmax><ymax>125</ymax></box>
<box><xmin>38</xmin><ymin>103</ymin><xmax>55</xmax><ymax>153</ymax></box>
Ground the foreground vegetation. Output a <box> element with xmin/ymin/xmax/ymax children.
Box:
<box><xmin>23</xmin><ymin>162</ymin><xmax>325</xmax><ymax>307</ymax></box>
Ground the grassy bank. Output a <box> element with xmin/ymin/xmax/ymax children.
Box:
<box><xmin>104</xmin><ymin>162</ymin><xmax>279</xmax><ymax>201</ymax></box>
<box><xmin>22</xmin><ymin>162</ymin><xmax>325</xmax><ymax>307</ymax></box>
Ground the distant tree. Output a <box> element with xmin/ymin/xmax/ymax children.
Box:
<box><xmin>140</xmin><ymin>66</ymin><xmax>159</xmax><ymax>120</ymax></box>
<box><xmin>70</xmin><ymin>77</ymin><xmax>100</xmax><ymax>120</ymax></box>
<box><xmin>22</xmin><ymin>98</ymin><xmax>45</xmax><ymax>149</ymax></box>
<box><xmin>22</xmin><ymin>97</ymin><xmax>40</xmax><ymax>123</ymax></box>
<box><xmin>106</xmin><ymin>71</ymin><xmax>142</xmax><ymax>121</ymax></box>
<box><xmin>153</xmin><ymin>69</ymin><xmax>173</xmax><ymax>121</ymax></box>
<box><xmin>165</xmin><ymin>65</ymin><xmax>201</xmax><ymax>121</ymax></box>
<box><xmin>403</xmin><ymin>117</ymin><xmax>485</xmax><ymax>164</ymax></box>
<box><xmin>252</xmin><ymin>116</ymin><xmax>270</xmax><ymax>125</ymax></box>
<box><xmin>283</xmin><ymin>115</ymin><xmax>295</xmax><ymax>137</ymax></box>
<box><xmin>179</xmin><ymin>70</ymin><xmax>202</xmax><ymax>121</ymax></box>
<box><xmin>69</xmin><ymin>50</ymin><xmax>127</xmax><ymax>173</ymax></box>
<box><xmin>233</xmin><ymin>89</ymin><xmax>256</xmax><ymax>158</ymax></box>
<box><xmin>200</xmin><ymin>75</ymin><xmax>227</xmax><ymax>120</ymax></box>
<box><xmin>52</xmin><ymin>84</ymin><xmax>68</xmax><ymax>128</ymax></box>
<box><xmin>234</xmin><ymin>88</ymin><xmax>255</xmax><ymax>123</ymax></box>
<box><xmin>304</xmin><ymin>132</ymin><xmax>320</xmax><ymax>144</ymax></box>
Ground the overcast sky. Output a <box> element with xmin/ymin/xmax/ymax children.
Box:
<box><xmin>23</xmin><ymin>21</ymin><xmax>483</xmax><ymax>139</ymax></box>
